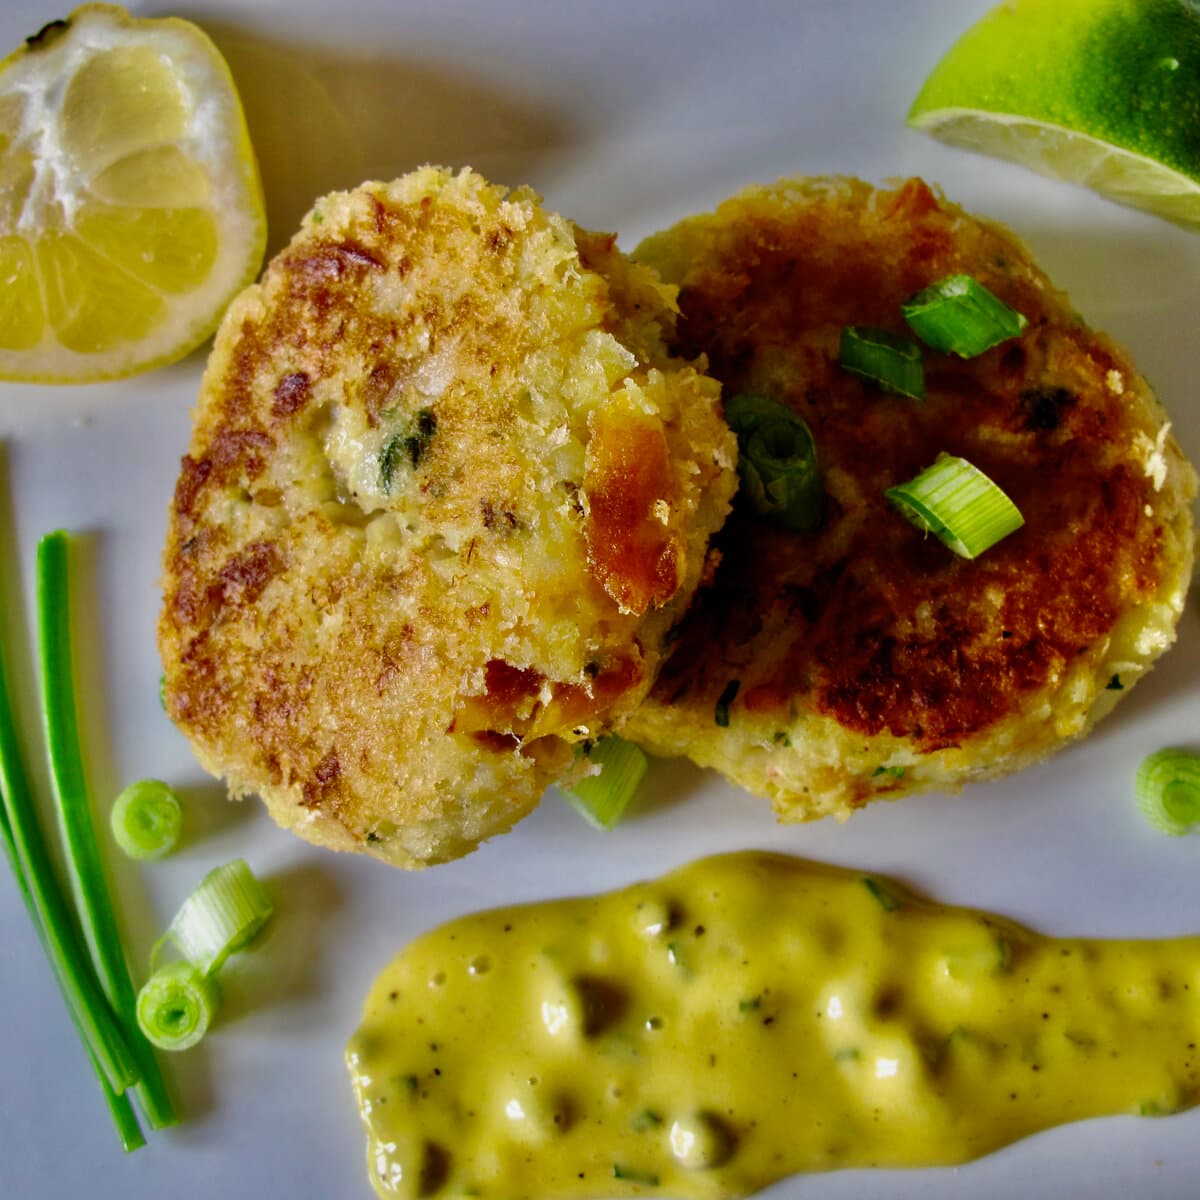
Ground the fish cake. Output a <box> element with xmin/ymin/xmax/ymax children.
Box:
<box><xmin>626</xmin><ymin>176</ymin><xmax>1196</xmax><ymax>819</ymax></box>
<box><xmin>158</xmin><ymin>167</ymin><xmax>736</xmax><ymax>867</ymax></box>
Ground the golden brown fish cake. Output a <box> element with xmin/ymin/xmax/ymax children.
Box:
<box><xmin>626</xmin><ymin>176</ymin><xmax>1196</xmax><ymax>819</ymax></box>
<box><xmin>159</xmin><ymin>167</ymin><xmax>736</xmax><ymax>867</ymax></box>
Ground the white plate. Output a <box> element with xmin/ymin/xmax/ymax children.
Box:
<box><xmin>2</xmin><ymin>2</ymin><xmax>1198</xmax><ymax>1198</ymax></box>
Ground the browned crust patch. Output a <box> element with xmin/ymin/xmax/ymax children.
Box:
<box><xmin>646</xmin><ymin>177</ymin><xmax>1185</xmax><ymax>750</ymax></box>
<box><xmin>584</xmin><ymin>404</ymin><xmax>682</xmax><ymax>615</ymax></box>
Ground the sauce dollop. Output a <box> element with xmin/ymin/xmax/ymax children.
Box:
<box><xmin>347</xmin><ymin>853</ymin><xmax>1200</xmax><ymax>1198</ymax></box>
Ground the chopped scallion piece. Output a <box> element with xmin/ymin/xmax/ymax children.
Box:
<box><xmin>942</xmin><ymin>936</ymin><xmax>1011</xmax><ymax>980</ymax></box>
<box><xmin>631</xmin><ymin>1109</ymin><xmax>664</xmax><ymax>1132</ymax></box>
<box><xmin>1135</xmin><ymin>749</ymin><xmax>1200</xmax><ymax>836</ymax></box>
<box><xmin>723</xmin><ymin>393</ymin><xmax>822</xmax><ymax>532</ymax></box>
<box><xmin>902</xmin><ymin>274</ymin><xmax>1028</xmax><ymax>357</ymax></box>
<box><xmin>560</xmin><ymin>737</ymin><xmax>648</xmax><ymax>831</ymax></box>
<box><xmin>886</xmin><ymin>453</ymin><xmax>1024</xmax><ymax>559</ymax></box>
<box><xmin>136</xmin><ymin>962</ymin><xmax>220</xmax><ymax>1052</ymax></box>
<box><xmin>612</xmin><ymin>1164</ymin><xmax>660</xmax><ymax>1186</ymax></box>
<box><xmin>1139</xmin><ymin>1098</ymin><xmax>1178</xmax><ymax>1117</ymax></box>
<box><xmin>862</xmin><ymin>876</ymin><xmax>903</xmax><ymax>912</ymax></box>
<box><xmin>714</xmin><ymin>679</ymin><xmax>740</xmax><ymax>728</ymax></box>
<box><xmin>838</xmin><ymin>326</ymin><xmax>925</xmax><ymax>399</ymax></box>
<box><xmin>110</xmin><ymin>780</ymin><xmax>183</xmax><ymax>861</ymax></box>
<box><xmin>36</xmin><ymin>531</ymin><xmax>176</xmax><ymax>1130</ymax></box>
<box><xmin>160</xmin><ymin>858</ymin><xmax>274</xmax><ymax>975</ymax></box>
<box><xmin>380</xmin><ymin>407</ymin><xmax>437</xmax><ymax>492</ymax></box>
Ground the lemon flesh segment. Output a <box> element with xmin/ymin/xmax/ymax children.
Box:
<box><xmin>35</xmin><ymin>230</ymin><xmax>164</xmax><ymax>355</ymax></box>
<box><xmin>90</xmin><ymin>146</ymin><xmax>211</xmax><ymax>208</ymax></box>
<box><xmin>75</xmin><ymin>203</ymin><xmax>219</xmax><ymax>293</ymax></box>
<box><xmin>908</xmin><ymin>0</ymin><xmax>1200</xmax><ymax>228</ymax></box>
<box><xmin>0</xmin><ymin>235</ymin><xmax>44</xmax><ymax>349</ymax></box>
<box><xmin>59</xmin><ymin>44</ymin><xmax>190</xmax><ymax>173</ymax></box>
<box><xmin>0</xmin><ymin>3</ymin><xmax>265</xmax><ymax>383</ymax></box>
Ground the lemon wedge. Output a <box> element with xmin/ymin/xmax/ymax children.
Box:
<box><xmin>0</xmin><ymin>3</ymin><xmax>265</xmax><ymax>382</ymax></box>
<box><xmin>908</xmin><ymin>0</ymin><xmax>1200</xmax><ymax>229</ymax></box>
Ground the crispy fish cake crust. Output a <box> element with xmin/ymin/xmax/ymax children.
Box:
<box><xmin>626</xmin><ymin>177</ymin><xmax>1196</xmax><ymax>819</ymax></box>
<box><xmin>159</xmin><ymin>167</ymin><xmax>735</xmax><ymax>867</ymax></box>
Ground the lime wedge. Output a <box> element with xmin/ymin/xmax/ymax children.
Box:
<box><xmin>908</xmin><ymin>0</ymin><xmax>1200</xmax><ymax>228</ymax></box>
<box><xmin>0</xmin><ymin>4</ymin><xmax>265</xmax><ymax>382</ymax></box>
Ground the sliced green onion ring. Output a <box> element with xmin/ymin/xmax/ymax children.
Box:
<box><xmin>723</xmin><ymin>393</ymin><xmax>822</xmax><ymax>532</ymax></box>
<box><xmin>1136</xmin><ymin>749</ymin><xmax>1200</xmax><ymax>836</ymax></box>
<box><xmin>902</xmin><ymin>274</ymin><xmax>1028</xmax><ymax>358</ymax></box>
<box><xmin>886</xmin><ymin>453</ymin><xmax>1024</xmax><ymax>559</ymax></box>
<box><xmin>110</xmin><ymin>780</ymin><xmax>183</xmax><ymax>861</ymax></box>
<box><xmin>159</xmin><ymin>858</ymin><xmax>274</xmax><ymax>976</ymax></box>
<box><xmin>137</xmin><ymin>962</ymin><xmax>220</xmax><ymax>1052</ymax></box>
<box><xmin>561</xmin><ymin>737</ymin><xmax>649</xmax><ymax>831</ymax></box>
<box><xmin>838</xmin><ymin>326</ymin><xmax>925</xmax><ymax>399</ymax></box>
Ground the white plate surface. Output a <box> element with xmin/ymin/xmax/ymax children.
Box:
<box><xmin>1</xmin><ymin>2</ymin><xmax>1199</xmax><ymax>1198</ymax></box>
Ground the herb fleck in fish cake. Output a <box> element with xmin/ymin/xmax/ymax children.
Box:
<box><xmin>626</xmin><ymin>176</ymin><xmax>1196</xmax><ymax>819</ymax></box>
<box><xmin>158</xmin><ymin>167</ymin><xmax>736</xmax><ymax>867</ymax></box>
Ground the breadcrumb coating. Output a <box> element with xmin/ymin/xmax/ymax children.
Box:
<box><xmin>159</xmin><ymin>167</ymin><xmax>735</xmax><ymax>867</ymax></box>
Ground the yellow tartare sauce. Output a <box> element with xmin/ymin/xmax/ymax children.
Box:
<box><xmin>347</xmin><ymin>852</ymin><xmax>1200</xmax><ymax>1198</ymax></box>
